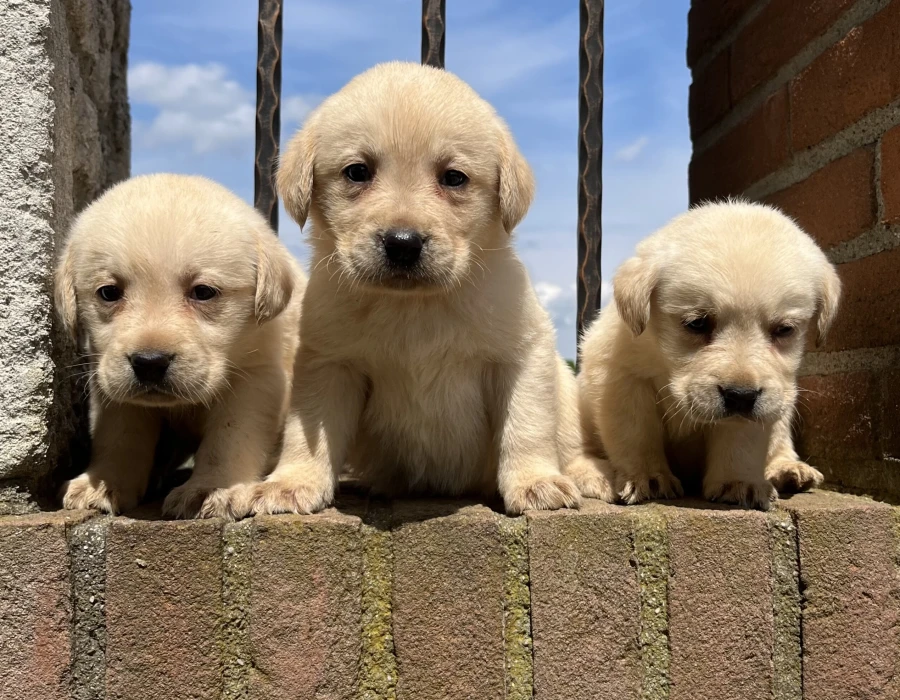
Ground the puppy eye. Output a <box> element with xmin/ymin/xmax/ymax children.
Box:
<box><xmin>97</xmin><ymin>285</ymin><xmax>122</xmax><ymax>302</ymax></box>
<box><xmin>343</xmin><ymin>163</ymin><xmax>372</xmax><ymax>183</ymax></box>
<box><xmin>190</xmin><ymin>285</ymin><xmax>219</xmax><ymax>301</ymax></box>
<box><xmin>772</xmin><ymin>324</ymin><xmax>795</xmax><ymax>339</ymax></box>
<box><xmin>683</xmin><ymin>316</ymin><xmax>713</xmax><ymax>334</ymax></box>
<box><xmin>440</xmin><ymin>170</ymin><xmax>469</xmax><ymax>188</ymax></box>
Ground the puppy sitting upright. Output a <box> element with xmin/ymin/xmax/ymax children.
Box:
<box><xmin>56</xmin><ymin>174</ymin><xmax>302</xmax><ymax>518</ymax></box>
<box><xmin>246</xmin><ymin>61</ymin><xmax>582</xmax><ymax>515</ymax></box>
<box><xmin>575</xmin><ymin>202</ymin><xmax>841</xmax><ymax>510</ymax></box>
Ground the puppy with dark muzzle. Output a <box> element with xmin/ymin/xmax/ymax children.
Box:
<box><xmin>56</xmin><ymin>174</ymin><xmax>302</xmax><ymax>518</ymax></box>
<box><xmin>572</xmin><ymin>202</ymin><xmax>841</xmax><ymax>510</ymax></box>
<box><xmin>231</xmin><ymin>62</ymin><xmax>583</xmax><ymax>516</ymax></box>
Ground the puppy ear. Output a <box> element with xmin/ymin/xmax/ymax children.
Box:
<box><xmin>614</xmin><ymin>256</ymin><xmax>657</xmax><ymax>336</ymax></box>
<box><xmin>814</xmin><ymin>262</ymin><xmax>842</xmax><ymax>347</ymax></box>
<box><xmin>277</xmin><ymin>126</ymin><xmax>315</xmax><ymax>229</ymax></box>
<box><xmin>54</xmin><ymin>241</ymin><xmax>78</xmax><ymax>340</ymax></box>
<box><xmin>254</xmin><ymin>229</ymin><xmax>295</xmax><ymax>323</ymax></box>
<box><xmin>498</xmin><ymin>127</ymin><xmax>535</xmax><ymax>234</ymax></box>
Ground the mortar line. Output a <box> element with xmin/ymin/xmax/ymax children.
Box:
<box><xmin>221</xmin><ymin>519</ymin><xmax>253</xmax><ymax>700</ymax></box>
<box><xmin>691</xmin><ymin>0</ymin><xmax>771</xmax><ymax>74</ymax></box>
<box><xmin>768</xmin><ymin>509</ymin><xmax>803</xmax><ymax>700</ymax></box>
<box><xmin>789</xmin><ymin>510</ymin><xmax>806</xmax><ymax>700</ymax></box>
<box><xmin>633</xmin><ymin>508</ymin><xmax>671</xmax><ymax>700</ymax></box>
<box><xmin>799</xmin><ymin>344</ymin><xmax>900</xmax><ymax>377</ymax></box>
<box><xmin>499</xmin><ymin>515</ymin><xmax>534</xmax><ymax>700</ymax></box>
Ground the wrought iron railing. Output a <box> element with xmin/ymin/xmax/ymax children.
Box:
<box><xmin>253</xmin><ymin>0</ymin><xmax>603</xmax><ymax>349</ymax></box>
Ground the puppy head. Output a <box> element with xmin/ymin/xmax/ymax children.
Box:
<box><xmin>615</xmin><ymin>201</ymin><xmax>840</xmax><ymax>424</ymax></box>
<box><xmin>277</xmin><ymin>61</ymin><xmax>534</xmax><ymax>293</ymax></box>
<box><xmin>56</xmin><ymin>174</ymin><xmax>295</xmax><ymax>407</ymax></box>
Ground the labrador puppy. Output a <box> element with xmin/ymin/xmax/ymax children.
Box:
<box><xmin>56</xmin><ymin>173</ymin><xmax>303</xmax><ymax>518</ymax></box>
<box><xmin>573</xmin><ymin>201</ymin><xmax>841</xmax><ymax>510</ymax></box>
<box><xmin>237</xmin><ymin>61</ymin><xmax>582</xmax><ymax>516</ymax></box>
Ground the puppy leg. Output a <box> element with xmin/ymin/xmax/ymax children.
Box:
<box><xmin>765</xmin><ymin>411</ymin><xmax>823</xmax><ymax>494</ymax></box>
<box><xmin>600</xmin><ymin>376</ymin><xmax>683</xmax><ymax>504</ymax></box>
<box><xmin>162</xmin><ymin>366</ymin><xmax>287</xmax><ymax>520</ymax></box>
<box><xmin>494</xmin><ymin>354</ymin><xmax>581</xmax><ymax>515</ymax></box>
<box><xmin>62</xmin><ymin>403</ymin><xmax>160</xmax><ymax>514</ymax></box>
<box><xmin>244</xmin><ymin>353</ymin><xmax>367</xmax><ymax>515</ymax></box>
<box><xmin>704</xmin><ymin>420</ymin><xmax>777</xmax><ymax>510</ymax></box>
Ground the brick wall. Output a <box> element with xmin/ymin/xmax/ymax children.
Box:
<box><xmin>1</xmin><ymin>492</ymin><xmax>897</xmax><ymax>700</ymax></box>
<box><xmin>688</xmin><ymin>0</ymin><xmax>900</xmax><ymax>500</ymax></box>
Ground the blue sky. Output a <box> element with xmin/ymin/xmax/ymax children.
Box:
<box><xmin>129</xmin><ymin>0</ymin><xmax>691</xmax><ymax>359</ymax></box>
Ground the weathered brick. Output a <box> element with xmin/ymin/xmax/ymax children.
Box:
<box><xmin>0</xmin><ymin>511</ymin><xmax>92</xmax><ymax>700</ymax></box>
<box><xmin>391</xmin><ymin>502</ymin><xmax>506</xmax><ymax>700</ymax></box>
<box><xmin>825</xmin><ymin>246</ymin><xmax>900</xmax><ymax>351</ymax></box>
<box><xmin>881</xmin><ymin>370</ymin><xmax>900</xmax><ymax>459</ymax></box>
<box><xmin>731</xmin><ymin>0</ymin><xmax>855</xmax><ymax>100</ymax></box>
<box><xmin>796</xmin><ymin>372</ymin><xmax>880</xmax><ymax>465</ymax></box>
<box><xmin>791</xmin><ymin>1</ymin><xmax>900</xmax><ymax>151</ymax></box>
<box><xmin>690</xmin><ymin>88</ymin><xmax>790</xmax><ymax>203</ymax></box>
<box><xmin>249</xmin><ymin>511</ymin><xmax>362</xmax><ymax>700</ymax></box>
<box><xmin>688</xmin><ymin>0</ymin><xmax>756</xmax><ymax>67</ymax></box>
<box><xmin>690</xmin><ymin>49</ymin><xmax>731</xmax><ymax>139</ymax></box>
<box><xmin>666</xmin><ymin>506</ymin><xmax>775</xmax><ymax>700</ymax></box>
<box><xmin>105</xmin><ymin>519</ymin><xmax>222</xmax><ymax>700</ymax></box>
<box><xmin>528</xmin><ymin>500</ymin><xmax>641</xmax><ymax>700</ymax></box>
<box><xmin>764</xmin><ymin>147</ymin><xmax>876</xmax><ymax>249</ymax></box>
<box><xmin>882</xmin><ymin>123</ymin><xmax>900</xmax><ymax>224</ymax></box>
<box><xmin>782</xmin><ymin>492</ymin><xmax>899</xmax><ymax>699</ymax></box>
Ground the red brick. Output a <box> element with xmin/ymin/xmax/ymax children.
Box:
<box><xmin>528</xmin><ymin>501</ymin><xmax>641</xmax><ymax>700</ymax></box>
<box><xmin>667</xmin><ymin>507</ymin><xmax>775</xmax><ymax>700</ymax></box>
<box><xmin>249</xmin><ymin>511</ymin><xmax>362</xmax><ymax>700</ymax></box>
<box><xmin>796</xmin><ymin>372</ymin><xmax>880</xmax><ymax>464</ymax></box>
<box><xmin>880</xmin><ymin>370</ymin><xmax>900</xmax><ymax>458</ymax></box>
<box><xmin>824</xmin><ymin>246</ymin><xmax>900</xmax><ymax>351</ymax></box>
<box><xmin>391</xmin><ymin>503</ymin><xmax>506</xmax><ymax>700</ymax></box>
<box><xmin>791</xmin><ymin>1</ymin><xmax>900</xmax><ymax>151</ymax></box>
<box><xmin>690</xmin><ymin>49</ymin><xmax>732</xmax><ymax>139</ymax></box>
<box><xmin>781</xmin><ymin>492</ymin><xmax>899</xmax><ymax>699</ymax></box>
<box><xmin>690</xmin><ymin>87</ymin><xmax>791</xmax><ymax>202</ymax></box>
<box><xmin>882</xmin><ymin>124</ymin><xmax>900</xmax><ymax>224</ymax></box>
<box><xmin>0</xmin><ymin>511</ymin><xmax>91</xmax><ymax>700</ymax></box>
<box><xmin>105</xmin><ymin>519</ymin><xmax>222</xmax><ymax>700</ymax></box>
<box><xmin>764</xmin><ymin>147</ymin><xmax>876</xmax><ymax>249</ymax></box>
<box><xmin>731</xmin><ymin>0</ymin><xmax>855</xmax><ymax>101</ymax></box>
<box><xmin>688</xmin><ymin>0</ymin><xmax>757</xmax><ymax>67</ymax></box>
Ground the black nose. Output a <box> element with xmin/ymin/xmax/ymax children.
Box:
<box><xmin>130</xmin><ymin>351</ymin><xmax>174</xmax><ymax>384</ymax></box>
<box><xmin>382</xmin><ymin>229</ymin><xmax>424</xmax><ymax>268</ymax></box>
<box><xmin>718</xmin><ymin>385</ymin><xmax>762</xmax><ymax>415</ymax></box>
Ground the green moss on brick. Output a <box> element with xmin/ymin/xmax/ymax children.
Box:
<box><xmin>633</xmin><ymin>508</ymin><xmax>670</xmax><ymax>700</ymax></box>
<box><xmin>499</xmin><ymin>516</ymin><xmax>533</xmax><ymax>700</ymax></box>
<box><xmin>769</xmin><ymin>509</ymin><xmax>802</xmax><ymax>700</ymax></box>
<box><xmin>221</xmin><ymin>520</ymin><xmax>252</xmax><ymax>700</ymax></box>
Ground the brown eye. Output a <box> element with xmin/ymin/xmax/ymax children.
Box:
<box><xmin>190</xmin><ymin>285</ymin><xmax>218</xmax><ymax>301</ymax></box>
<box><xmin>683</xmin><ymin>316</ymin><xmax>713</xmax><ymax>334</ymax></box>
<box><xmin>344</xmin><ymin>163</ymin><xmax>372</xmax><ymax>183</ymax></box>
<box><xmin>440</xmin><ymin>169</ymin><xmax>468</xmax><ymax>187</ymax></box>
<box><xmin>773</xmin><ymin>324</ymin><xmax>795</xmax><ymax>339</ymax></box>
<box><xmin>97</xmin><ymin>285</ymin><xmax>122</xmax><ymax>302</ymax></box>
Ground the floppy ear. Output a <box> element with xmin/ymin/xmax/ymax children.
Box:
<box><xmin>814</xmin><ymin>261</ymin><xmax>842</xmax><ymax>347</ymax></box>
<box><xmin>277</xmin><ymin>126</ymin><xmax>315</xmax><ymax>229</ymax></box>
<box><xmin>254</xmin><ymin>229</ymin><xmax>296</xmax><ymax>323</ymax></box>
<box><xmin>613</xmin><ymin>255</ymin><xmax>658</xmax><ymax>336</ymax></box>
<box><xmin>54</xmin><ymin>241</ymin><xmax>79</xmax><ymax>341</ymax></box>
<box><xmin>498</xmin><ymin>127</ymin><xmax>535</xmax><ymax>234</ymax></box>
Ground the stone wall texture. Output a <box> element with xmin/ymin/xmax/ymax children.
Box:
<box><xmin>0</xmin><ymin>0</ymin><xmax>130</xmax><ymax>512</ymax></box>
<box><xmin>688</xmin><ymin>0</ymin><xmax>900</xmax><ymax>501</ymax></box>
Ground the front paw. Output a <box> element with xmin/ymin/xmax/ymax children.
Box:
<box><xmin>618</xmin><ymin>469</ymin><xmax>683</xmax><ymax>505</ymax></box>
<box><xmin>162</xmin><ymin>482</ymin><xmax>243</xmax><ymax>520</ymax></box>
<box><xmin>247</xmin><ymin>475</ymin><xmax>335</xmax><ymax>515</ymax></box>
<box><xmin>563</xmin><ymin>455</ymin><xmax>616</xmax><ymax>502</ymax></box>
<box><xmin>503</xmin><ymin>473</ymin><xmax>582</xmax><ymax>515</ymax></box>
<box><xmin>61</xmin><ymin>472</ymin><xmax>141</xmax><ymax>514</ymax></box>
<box><xmin>766</xmin><ymin>459</ymin><xmax>823</xmax><ymax>494</ymax></box>
<box><xmin>704</xmin><ymin>477</ymin><xmax>777</xmax><ymax>511</ymax></box>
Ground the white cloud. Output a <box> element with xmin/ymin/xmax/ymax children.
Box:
<box><xmin>534</xmin><ymin>281</ymin><xmax>564</xmax><ymax>307</ymax></box>
<box><xmin>614</xmin><ymin>135</ymin><xmax>650</xmax><ymax>162</ymax></box>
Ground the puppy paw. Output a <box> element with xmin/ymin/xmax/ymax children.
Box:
<box><xmin>704</xmin><ymin>478</ymin><xmax>777</xmax><ymax>511</ymax></box>
<box><xmin>61</xmin><ymin>473</ymin><xmax>138</xmax><ymax>514</ymax></box>
<box><xmin>766</xmin><ymin>459</ymin><xmax>823</xmax><ymax>494</ymax></box>
<box><xmin>618</xmin><ymin>470</ymin><xmax>683</xmax><ymax>505</ymax></box>
<box><xmin>563</xmin><ymin>455</ymin><xmax>616</xmax><ymax>502</ymax></box>
<box><xmin>248</xmin><ymin>477</ymin><xmax>335</xmax><ymax>515</ymax></box>
<box><xmin>162</xmin><ymin>482</ymin><xmax>243</xmax><ymax>520</ymax></box>
<box><xmin>503</xmin><ymin>473</ymin><xmax>582</xmax><ymax>515</ymax></box>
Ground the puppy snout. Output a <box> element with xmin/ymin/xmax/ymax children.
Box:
<box><xmin>382</xmin><ymin>229</ymin><xmax>424</xmax><ymax>268</ymax></box>
<box><xmin>718</xmin><ymin>385</ymin><xmax>762</xmax><ymax>416</ymax></box>
<box><xmin>129</xmin><ymin>351</ymin><xmax>174</xmax><ymax>384</ymax></box>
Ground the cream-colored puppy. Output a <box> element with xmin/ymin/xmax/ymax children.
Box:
<box><xmin>56</xmin><ymin>174</ymin><xmax>303</xmax><ymax>518</ymax></box>
<box><xmin>573</xmin><ymin>202</ymin><xmax>841</xmax><ymax>510</ymax></box>
<box><xmin>238</xmin><ymin>61</ymin><xmax>581</xmax><ymax>516</ymax></box>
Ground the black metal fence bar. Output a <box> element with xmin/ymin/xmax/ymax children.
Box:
<box><xmin>255</xmin><ymin>0</ymin><xmax>284</xmax><ymax>233</ymax></box>
<box><xmin>577</xmin><ymin>0</ymin><xmax>604</xmax><ymax>353</ymax></box>
<box><xmin>421</xmin><ymin>0</ymin><xmax>446</xmax><ymax>68</ymax></box>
